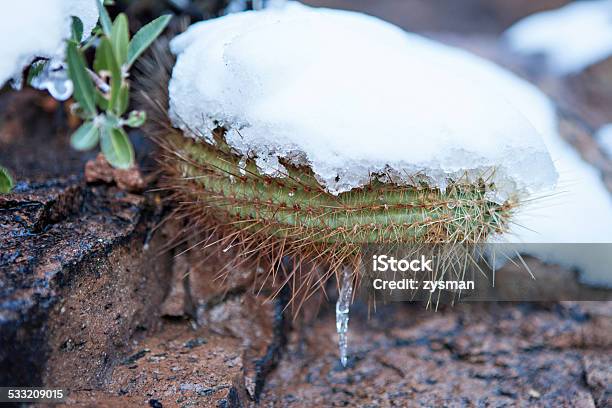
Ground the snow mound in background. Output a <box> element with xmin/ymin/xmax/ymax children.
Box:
<box><xmin>485</xmin><ymin>77</ymin><xmax>612</xmax><ymax>287</ymax></box>
<box><xmin>596</xmin><ymin>124</ymin><xmax>612</xmax><ymax>158</ymax></box>
<box><xmin>0</xmin><ymin>0</ymin><xmax>99</xmax><ymax>87</ymax></box>
<box><xmin>169</xmin><ymin>2</ymin><xmax>557</xmax><ymax>201</ymax></box>
<box><xmin>505</xmin><ymin>0</ymin><xmax>612</xmax><ymax>75</ymax></box>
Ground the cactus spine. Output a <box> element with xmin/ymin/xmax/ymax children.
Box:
<box><xmin>165</xmin><ymin>130</ymin><xmax>513</xmax><ymax>246</ymax></box>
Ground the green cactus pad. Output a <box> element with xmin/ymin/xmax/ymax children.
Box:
<box><xmin>164</xmin><ymin>129</ymin><xmax>515</xmax><ymax>248</ymax></box>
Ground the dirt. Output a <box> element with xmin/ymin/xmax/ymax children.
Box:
<box><xmin>60</xmin><ymin>290</ymin><xmax>287</xmax><ymax>408</ymax></box>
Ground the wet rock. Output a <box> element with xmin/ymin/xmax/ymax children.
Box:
<box><xmin>198</xmin><ymin>292</ymin><xmax>288</xmax><ymax>402</ymax></box>
<box><xmin>187</xmin><ymin>244</ymin><xmax>255</xmax><ymax>308</ymax></box>
<box><xmin>122</xmin><ymin>349</ymin><xmax>151</xmax><ymax>366</ymax></box>
<box><xmin>183</xmin><ymin>337</ymin><xmax>207</xmax><ymax>349</ymax></box>
<box><xmin>261</xmin><ymin>302</ymin><xmax>607</xmax><ymax>406</ymax></box>
<box><xmin>583</xmin><ymin>352</ymin><xmax>612</xmax><ymax>407</ymax></box>
<box><xmin>0</xmin><ymin>180</ymin><xmax>172</xmax><ymax>388</ymax></box>
<box><xmin>148</xmin><ymin>399</ymin><xmax>163</xmax><ymax>408</ymax></box>
<box><xmin>0</xmin><ymin>178</ymin><xmax>83</xmax><ymax>233</ymax></box>
<box><xmin>160</xmin><ymin>250</ymin><xmax>192</xmax><ymax>318</ymax></box>
<box><xmin>0</xmin><ymin>83</ymin><xmax>174</xmax><ymax>390</ymax></box>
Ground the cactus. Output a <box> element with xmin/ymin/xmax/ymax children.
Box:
<box><xmin>139</xmin><ymin>43</ymin><xmax>516</xmax><ymax>307</ymax></box>
<box><xmin>154</xmin><ymin>125</ymin><xmax>516</xmax><ymax>302</ymax></box>
<box><xmin>165</xmin><ymin>129</ymin><xmax>513</xmax><ymax>246</ymax></box>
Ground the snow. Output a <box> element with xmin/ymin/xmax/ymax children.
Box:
<box><xmin>484</xmin><ymin>71</ymin><xmax>612</xmax><ymax>287</ymax></box>
<box><xmin>0</xmin><ymin>0</ymin><xmax>99</xmax><ymax>88</ymax></box>
<box><xmin>505</xmin><ymin>0</ymin><xmax>612</xmax><ymax>75</ymax></box>
<box><xmin>169</xmin><ymin>3</ymin><xmax>612</xmax><ymax>286</ymax></box>
<box><xmin>67</xmin><ymin>0</ymin><xmax>100</xmax><ymax>40</ymax></box>
<box><xmin>169</xmin><ymin>2</ymin><xmax>558</xmax><ymax>201</ymax></box>
<box><xmin>225</xmin><ymin>0</ymin><xmax>288</xmax><ymax>13</ymax></box>
<box><xmin>596</xmin><ymin>124</ymin><xmax>612</xmax><ymax>158</ymax></box>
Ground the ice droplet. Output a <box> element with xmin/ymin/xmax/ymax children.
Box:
<box><xmin>30</xmin><ymin>59</ymin><xmax>74</xmax><ymax>101</ymax></box>
<box><xmin>336</xmin><ymin>267</ymin><xmax>353</xmax><ymax>368</ymax></box>
<box><xmin>238</xmin><ymin>157</ymin><xmax>247</xmax><ymax>175</ymax></box>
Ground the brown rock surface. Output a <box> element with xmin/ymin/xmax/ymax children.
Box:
<box><xmin>0</xmin><ymin>178</ymin><xmax>173</xmax><ymax>387</ymax></box>
<box><xmin>0</xmin><ymin>89</ymin><xmax>171</xmax><ymax>388</ymax></box>
<box><xmin>63</xmin><ymin>322</ymin><xmax>246</xmax><ymax>407</ymax></box>
<box><xmin>61</xmin><ymin>291</ymin><xmax>287</xmax><ymax>407</ymax></box>
<box><xmin>85</xmin><ymin>153</ymin><xmax>146</xmax><ymax>193</ymax></box>
<box><xmin>261</xmin><ymin>302</ymin><xmax>610</xmax><ymax>407</ymax></box>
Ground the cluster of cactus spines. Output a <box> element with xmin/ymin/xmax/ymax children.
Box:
<box><xmin>168</xmin><ymin>130</ymin><xmax>512</xmax><ymax>245</ymax></box>
<box><xmin>138</xmin><ymin>45</ymin><xmax>517</xmax><ymax>308</ymax></box>
<box><xmin>152</xmin><ymin>124</ymin><xmax>515</xmax><ymax>305</ymax></box>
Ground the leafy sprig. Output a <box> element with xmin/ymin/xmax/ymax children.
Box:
<box><xmin>67</xmin><ymin>5</ymin><xmax>171</xmax><ymax>169</ymax></box>
<box><xmin>0</xmin><ymin>6</ymin><xmax>170</xmax><ymax>194</ymax></box>
<box><xmin>0</xmin><ymin>166</ymin><xmax>13</xmax><ymax>193</ymax></box>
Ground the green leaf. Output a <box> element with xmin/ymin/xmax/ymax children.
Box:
<box><xmin>94</xmin><ymin>37</ymin><xmax>120</xmax><ymax>76</ymax></box>
<box><xmin>125</xmin><ymin>110</ymin><xmax>146</xmax><ymax>128</ymax></box>
<box><xmin>127</xmin><ymin>14</ymin><xmax>171</xmax><ymax>68</ymax></box>
<box><xmin>117</xmin><ymin>83</ymin><xmax>130</xmax><ymax>116</ymax></box>
<box><xmin>71</xmin><ymin>16</ymin><xmax>84</xmax><ymax>42</ymax></box>
<box><xmin>70</xmin><ymin>121</ymin><xmax>100</xmax><ymax>151</ymax></box>
<box><xmin>111</xmin><ymin>13</ymin><xmax>129</xmax><ymax>66</ymax></box>
<box><xmin>96</xmin><ymin>0</ymin><xmax>113</xmax><ymax>36</ymax></box>
<box><xmin>95</xmin><ymin>38</ymin><xmax>122</xmax><ymax>113</ymax></box>
<box><xmin>27</xmin><ymin>60</ymin><xmax>48</xmax><ymax>86</ymax></box>
<box><xmin>0</xmin><ymin>166</ymin><xmax>13</xmax><ymax>194</ymax></box>
<box><xmin>93</xmin><ymin>42</ymin><xmax>108</xmax><ymax>73</ymax></box>
<box><xmin>66</xmin><ymin>42</ymin><xmax>97</xmax><ymax>117</ymax></box>
<box><xmin>102</xmin><ymin>112</ymin><xmax>120</xmax><ymax>128</ymax></box>
<box><xmin>96</xmin><ymin>90</ymin><xmax>109</xmax><ymax>110</ymax></box>
<box><xmin>100</xmin><ymin>127</ymin><xmax>134</xmax><ymax>169</ymax></box>
<box><xmin>80</xmin><ymin>34</ymin><xmax>98</xmax><ymax>52</ymax></box>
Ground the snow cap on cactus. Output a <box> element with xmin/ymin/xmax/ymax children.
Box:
<box><xmin>168</xmin><ymin>2</ymin><xmax>558</xmax><ymax>202</ymax></box>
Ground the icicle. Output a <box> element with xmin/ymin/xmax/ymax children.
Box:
<box><xmin>30</xmin><ymin>59</ymin><xmax>74</xmax><ymax>101</ymax></box>
<box><xmin>336</xmin><ymin>267</ymin><xmax>353</xmax><ymax>367</ymax></box>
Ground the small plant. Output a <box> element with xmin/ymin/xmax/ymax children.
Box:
<box><xmin>0</xmin><ymin>5</ymin><xmax>170</xmax><ymax>194</ymax></box>
<box><xmin>0</xmin><ymin>166</ymin><xmax>13</xmax><ymax>193</ymax></box>
<box><xmin>67</xmin><ymin>2</ymin><xmax>171</xmax><ymax>168</ymax></box>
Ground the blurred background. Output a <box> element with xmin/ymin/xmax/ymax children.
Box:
<box><xmin>304</xmin><ymin>0</ymin><xmax>571</xmax><ymax>33</ymax></box>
